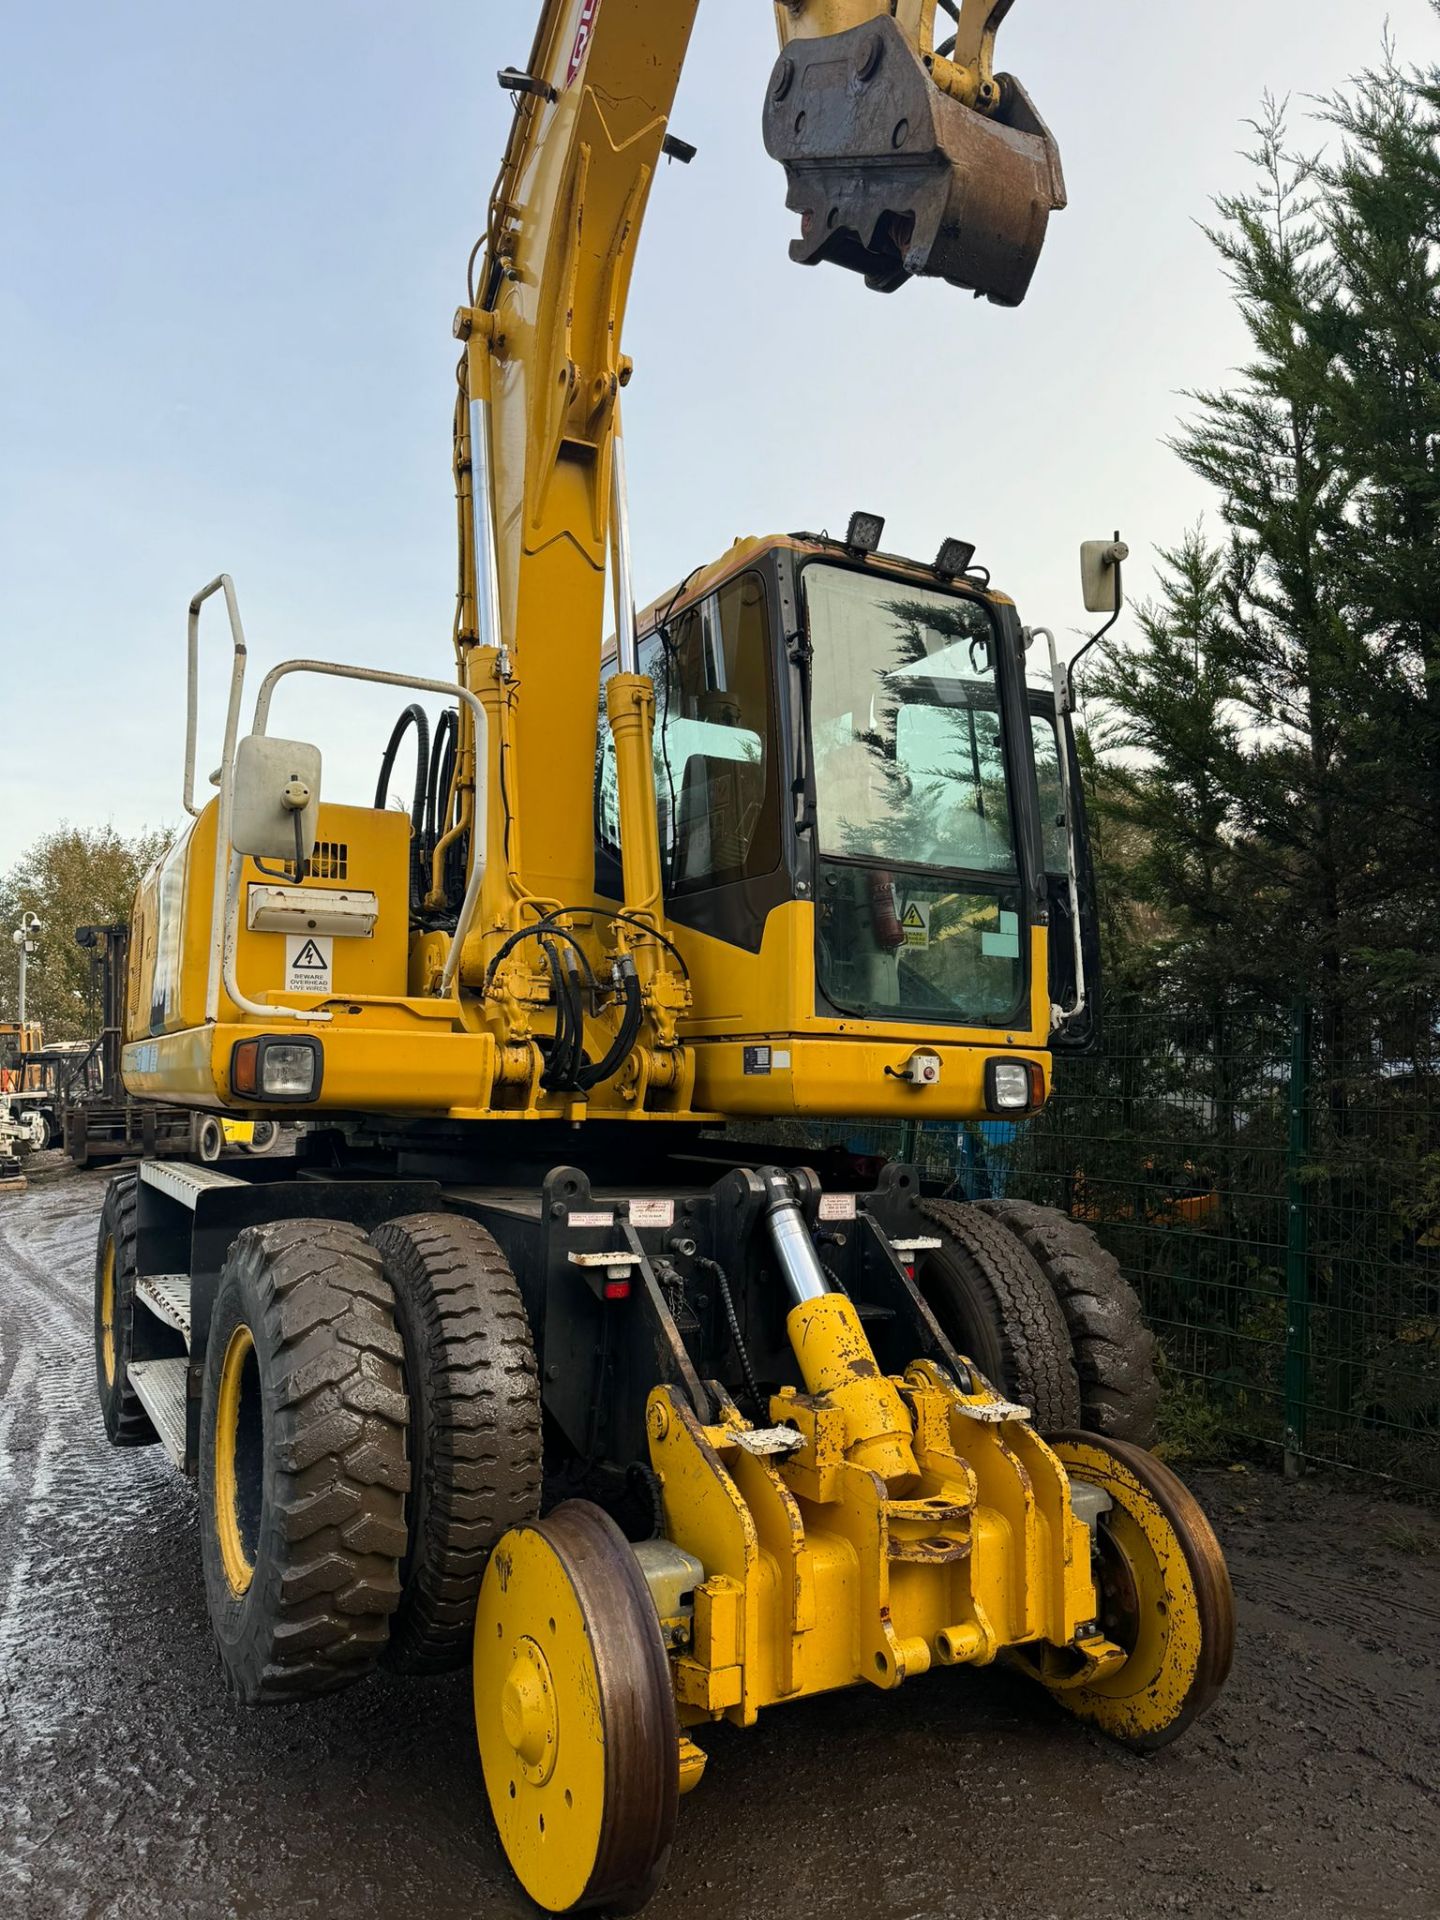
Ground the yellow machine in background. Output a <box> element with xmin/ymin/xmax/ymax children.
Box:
<box><xmin>98</xmin><ymin>6</ymin><xmax>1233</xmax><ymax>1913</ymax></box>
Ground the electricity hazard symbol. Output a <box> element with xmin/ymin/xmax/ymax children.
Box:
<box><xmin>285</xmin><ymin>934</ymin><xmax>333</xmax><ymax>994</ymax></box>
<box><xmin>900</xmin><ymin>901</ymin><xmax>930</xmax><ymax>949</ymax></box>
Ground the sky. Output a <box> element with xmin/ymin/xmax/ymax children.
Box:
<box><xmin>2</xmin><ymin>0</ymin><xmax>1438</xmax><ymax>872</ymax></box>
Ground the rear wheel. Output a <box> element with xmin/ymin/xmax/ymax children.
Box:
<box><xmin>371</xmin><ymin>1212</ymin><xmax>542</xmax><ymax>1674</ymax></box>
<box><xmin>474</xmin><ymin>1501</ymin><xmax>678</xmax><ymax>1915</ymax></box>
<box><xmin>198</xmin><ymin>1218</ymin><xmax>410</xmax><ymax>1704</ymax></box>
<box><xmin>94</xmin><ymin>1174</ymin><xmax>158</xmax><ymax>1447</ymax></box>
<box><xmin>194</xmin><ymin>1115</ymin><xmax>224</xmax><ymax>1164</ymax></box>
<box><xmin>243</xmin><ymin>1120</ymin><xmax>280</xmax><ymax>1154</ymax></box>
<box><xmin>912</xmin><ymin>1198</ymin><xmax>1081</xmax><ymax>1432</ymax></box>
<box><xmin>978</xmin><ymin>1199</ymin><xmax>1160</xmax><ymax>1444</ymax></box>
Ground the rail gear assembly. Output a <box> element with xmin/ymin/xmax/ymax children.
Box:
<box><xmin>98</xmin><ymin>4</ymin><xmax>1232</xmax><ymax>1912</ymax></box>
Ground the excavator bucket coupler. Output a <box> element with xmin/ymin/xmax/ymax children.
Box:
<box><xmin>763</xmin><ymin>17</ymin><xmax>1066</xmax><ymax>307</ymax></box>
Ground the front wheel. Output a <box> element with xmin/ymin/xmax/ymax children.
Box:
<box><xmin>978</xmin><ymin>1199</ymin><xmax>1161</xmax><ymax>1444</ymax></box>
<box><xmin>911</xmin><ymin>1198</ymin><xmax>1081</xmax><ymax>1432</ymax></box>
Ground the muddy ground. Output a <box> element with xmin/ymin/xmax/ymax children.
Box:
<box><xmin>1</xmin><ymin>1159</ymin><xmax>1437</xmax><ymax>1920</ymax></box>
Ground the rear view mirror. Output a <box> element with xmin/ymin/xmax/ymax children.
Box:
<box><xmin>232</xmin><ymin>735</ymin><xmax>322</xmax><ymax>866</ymax></box>
<box><xmin>1080</xmin><ymin>538</ymin><xmax>1129</xmax><ymax>615</ymax></box>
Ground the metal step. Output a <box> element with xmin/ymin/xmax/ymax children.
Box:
<box><xmin>129</xmin><ymin>1358</ymin><xmax>189</xmax><ymax>1469</ymax></box>
<box><xmin>140</xmin><ymin>1160</ymin><xmax>245</xmax><ymax>1210</ymax></box>
<box><xmin>135</xmin><ymin>1274</ymin><xmax>192</xmax><ymax>1348</ymax></box>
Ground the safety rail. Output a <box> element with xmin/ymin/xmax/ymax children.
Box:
<box><xmin>184</xmin><ymin>576</ymin><xmax>484</xmax><ymax>1024</ymax></box>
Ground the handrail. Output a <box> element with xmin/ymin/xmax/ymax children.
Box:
<box><xmin>251</xmin><ymin>659</ymin><xmax>487</xmax><ymax>997</ymax></box>
<box><xmin>186</xmin><ymin>576</ymin><xmax>250</xmax><ymax>1021</ymax></box>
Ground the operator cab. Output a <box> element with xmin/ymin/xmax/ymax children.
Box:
<box><xmin>596</xmin><ymin>522</ymin><xmax>1102</xmax><ymax>1074</ymax></box>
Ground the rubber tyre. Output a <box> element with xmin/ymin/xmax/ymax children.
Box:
<box><xmin>913</xmin><ymin>1197</ymin><xmax>1081</xmax><ymax>1432</ymax></box>
<box><xmin>94</xmin><ymin>1173</ymin><xmax>159</xmax><ymax>1447</ymax></box>
<box><xmin>244</xmin><ymin>1120</ymin><xmax>280</xmax><ymax>1154</ymax></box>
<box><xmin>977</xmin><ymin>1199</ymin><xmax>1161</xmax><ymax>1445</ymax></box>
<box><xmin>198</xmin><ymin>1218</ymin><xmax>410</xmax><ymax>1704</ymax></box>
<box><xmin>32</xmin><ymin>1110</ymin><xmax>53</xmax><ymax>1152</ymax></box>
<box><xmin>371</xmin><ymin>1213</ymin><xmax>542</xmax><ymax>1674</ymax></box>
<box><xmin>195</xmin><ymin>1116</ymin><xmax>224</xmax><ymax>1164</ymax></box>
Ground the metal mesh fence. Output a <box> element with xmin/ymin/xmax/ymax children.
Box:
<box><xmin>740</xmin><ymin>1001</ymin><xmax>1440</xmax><ymax>1494</ymax></box>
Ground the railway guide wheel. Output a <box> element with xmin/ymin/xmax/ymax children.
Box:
<box><xmin>474</xmin><ymin>1501</ymin><xmax>678</xmax><ymax>1914</ymax></box>
<box><xmin>1035</xmin><ymin>1434</ymin><xmax>1235</xmax><ymax>1749</ymax></box>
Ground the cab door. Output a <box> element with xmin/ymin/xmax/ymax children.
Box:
<box><xmin>1028</xmin><ymin>696</ymin><xmax>1101</xmax><ymax>1052</ymax></box>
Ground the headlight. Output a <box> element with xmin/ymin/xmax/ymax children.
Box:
<box><xmin>230</xmin><ymin>1035</ymin><xmax>323</xmax><ymax>1103</ymax></box>
<box><xmin>986</xmin><ymin>1059</ymin><xmax>1038</xmax><ymax>1113</ymax></box>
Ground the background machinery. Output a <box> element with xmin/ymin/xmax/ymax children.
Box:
<box><xmin>95</xmin><ymin>5</ymin><xmax>1233</xmax><ymax>1911</ymax></box>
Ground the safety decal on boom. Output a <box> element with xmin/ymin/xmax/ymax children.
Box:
<box><xmin>565</xmin><ymin>0</ymin><xmax>600</xmax><ymax>87</ymax></box>
<box><xmin>285</xmin><ymin>934</ymin><xmax>333</xmax><ymax>994</ymax></box>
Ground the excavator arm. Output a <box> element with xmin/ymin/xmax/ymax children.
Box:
<box><xmin>450</xmin><ymin>0</ymin><xmax>1060</xmax><ymax>1005</ymax></box>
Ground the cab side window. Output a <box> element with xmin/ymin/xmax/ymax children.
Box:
<box><xmin>595</xmin><ymin>571</ymin><xmax>779</xmax><ymax>896</ymax></box>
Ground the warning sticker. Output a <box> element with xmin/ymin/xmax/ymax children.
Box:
<box><xmin>565</xmin><ymin>0</ymin><xmax>600</xmax><ymax>86</ymax></box>
<box><xmin>630</xmin><ymin>1199</ymin><xmax>676</xmax><ymax>1230</ymax></box>
<box><xmin>285</xmin><ymin>933</ymin><xmax>333</xmax><ymax>994</ymax></box>
<box><xmin>900</xmin><ymin>901</ymin><xmax>931</xmax><ymax>949</ymax></box>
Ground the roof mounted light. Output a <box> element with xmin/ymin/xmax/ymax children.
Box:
<box><xmin>934</xmin><ymin>537</ymin><xmax>977</xmax><ymax>581</ymax></box>
<box><xmin>845</xmin><ymin>511</ymin><xmax>885</xmax><ymax>556</ymax></box>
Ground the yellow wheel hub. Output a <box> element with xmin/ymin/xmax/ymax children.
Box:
<box><xmin>1043</xmin><ymin>1434</ymin><xmax>1235</xmax><ymax>1750</ymax></box>
<box><xmin>474</xmin><ymin>1501</ymin><xmax>678</xmax><ymax>1916</ymax></box>
<box><xmin>214</xmin><ymin>1323</ymin><xmax>261</xmax><ymax>1599</ymax></box>
<box><xmin>500</xmin><ymin>1638</ymin><xmax>560</xmax><ymax>1785</ymax></box>
<box><xmin>100</xmin><ymin>1238</ymin><xmax>117</xmax><ymax>1387</ymax></box>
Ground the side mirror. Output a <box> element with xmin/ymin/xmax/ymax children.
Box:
<box><xmin>232</xmin><ymin>735</ymin><xmax>322</xmax><ymax>867</ymax></box>
<box><xmin>1080</xmin><ymin>538</ymin><xmax>1129</xmax><ymax>615</ymax></box>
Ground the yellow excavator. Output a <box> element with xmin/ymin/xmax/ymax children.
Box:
<box><xmin>98</xmin><ymin>5</ymin><xmax>1232</xmax><ymax>1911</ymax></box>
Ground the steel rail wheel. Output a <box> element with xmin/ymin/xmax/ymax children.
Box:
<box><xmin>1038</xmin><ymin>1434</ymin><xmax>1235</xmax><ymax>1750</ymax></box>
<box><xmin>474</xmin><ymin>1501</ymin><xmax>678</xmax><ymax>1915</ymax></box>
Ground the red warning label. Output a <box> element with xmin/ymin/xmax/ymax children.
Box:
<box><xmin>566</xmin><ymin>0</ymin><xmax>601</xmax><ymax>88</ymax></box>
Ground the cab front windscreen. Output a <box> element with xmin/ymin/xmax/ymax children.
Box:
<box><xmin>805</xmin><ymin>563</ymin><xmax>1026</xmax><ymax>1026</ymax></box>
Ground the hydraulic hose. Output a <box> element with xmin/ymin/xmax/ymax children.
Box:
<box><xmin>375</xmin><ymin>704</ymin><xmax>431</xmax><ymax>913</ymax></box>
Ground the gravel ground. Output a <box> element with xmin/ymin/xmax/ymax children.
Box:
<box><xmin>1</xmin><ymin>1159</ymin><xmax>1437</xmax><ymax>1920</ymax></box>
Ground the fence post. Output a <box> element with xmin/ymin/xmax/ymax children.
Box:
<box><xmin>1283</xmin><ymin>999</ymin><xmax>1313</xmax><ymax>1477</ymax></box>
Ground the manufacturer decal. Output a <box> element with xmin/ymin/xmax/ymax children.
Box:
<box><xmin>285</xmin><ymin>933</ymin><xmax>333</xmax><ymax>994</ymax></box>
<box><xmin>744</xmin><ymin>1045</ymin><xmax>772</xmax><ymax>1076</ymax></box>
<box><xmin>566</xmin><ymin>0</ymin><xmax>601</xmax><ymax>87</ymax></box>
<box><xmin>818</xmin><ymin>1193</ymin><xmax>858</xmax><ymax>1223</ymax></box>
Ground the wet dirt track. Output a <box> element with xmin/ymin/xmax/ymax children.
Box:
<box><xmin>1</xmin><ymin>1162</ymin><xmax>1438</xmax><ymax>1920</ymax></box>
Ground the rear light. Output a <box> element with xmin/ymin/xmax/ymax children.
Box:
<box><xmin>604</xmin><ymin>1279</ymin><xmax>631</xmax><ymax>1301</ymax></box>
<box><xmin>230</xmin><ymin>1034</ymin><xmax>323</xmax><ymax>1103</ymax></box>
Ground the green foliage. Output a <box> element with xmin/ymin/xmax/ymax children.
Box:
<box><xmin>1153</xmin><ymin>1377</ymin><xmax>1234</xmax><ymax>1468</ymax></box>
<box><xmin>0</xmin><ymin>824</ymin><xmax>173</xmax><ymax>1040</ymax></box>
<box><xmin>1089</xmin><ymin>61</ymin><xmax>1440</xmax><ymax>1018</ymax></box>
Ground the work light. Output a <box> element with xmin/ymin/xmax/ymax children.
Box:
<box><xmin>845</xmin><ymin>511</ymin><xmax>885</xmax><ymax>555</ymax></box>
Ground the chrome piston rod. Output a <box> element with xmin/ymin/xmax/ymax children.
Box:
<box><xmin>760</xmin><ymin>1170</ymin><xmax>831</xmax><ymax>1307</ymax></box>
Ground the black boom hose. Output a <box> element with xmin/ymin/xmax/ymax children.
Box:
<box><xmin>375</xmin><ymin>705</ymin><xmax>431</xmax><ymax>913</ymax></box>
